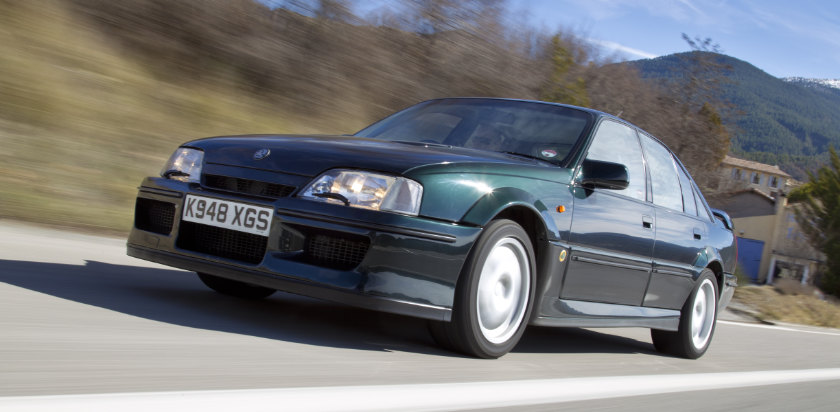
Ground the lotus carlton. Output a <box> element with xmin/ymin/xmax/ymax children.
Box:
<box><xmin>127</xmin><ymin>98</ymin><xmax>736</xmax><ymax>358</ymax></box>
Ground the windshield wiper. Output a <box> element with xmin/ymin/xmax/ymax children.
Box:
<box><xmin>502</xmin><ymin>151</ymin><xmax>554</xmax><ymax>164</ymax></box>
<box><xmin>391</xmin><ymin>140</ymin><xmax>453</xmax><ymax>148</ymax></box>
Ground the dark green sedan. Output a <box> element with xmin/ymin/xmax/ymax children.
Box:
<box><xmin>127</xmin><ymin>98</ymin><xmax>736</xmax><ymax>359</ymax></box>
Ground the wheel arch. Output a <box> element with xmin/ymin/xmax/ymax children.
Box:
<box><xmin>492</xmin><ymin>206</ymin><xmax>548</xmax><ymax>267</ymax></box>
<box><xmin>459</xmin><ymin>188</ymin><xmax>560</xmax><ymax>301</ymax></box>
<box><xmin>705</xmin><ymin>260</ymin><xmax>724</xmax><ymax>296</ymax></box>
<box><xmin>460</xmin><ymin>187</ymin><xmax>559</xmax><ymax>237</ymax></box>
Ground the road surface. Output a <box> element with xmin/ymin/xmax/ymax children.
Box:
<box><xmin>1</xmin><ymin>220</ymin><xmax>839</xmax><ymax>411</ymax></box>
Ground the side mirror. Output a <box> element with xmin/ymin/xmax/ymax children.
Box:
<box><xmin>711</xmin><ymin>208</ymin><xmax>735</xmax><ymax>231</ymax></box>
<box><xmin>580</xmin><ymin>159</ymin><xmax>629</xmax><ymax>190</ymax></box>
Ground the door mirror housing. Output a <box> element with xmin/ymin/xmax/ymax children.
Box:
<box><xmin>580</xmin><ymin>159</ymin><xmax>630</xmax><ymax>190</ymax></box>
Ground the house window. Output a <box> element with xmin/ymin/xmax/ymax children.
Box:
<box><xmin>769</xmin><ymin>176</ymin><xmax>779</xmax><ymax>188</ymax></box>
<box><xmin>751</xmin><ymin>172</ymin><xmax>761</xmax><ymax>184</ymax></box>
<box><xmin>731</xmin><ymin>168</ymin><xmax>742</xmax><ymax>180</ymax></box>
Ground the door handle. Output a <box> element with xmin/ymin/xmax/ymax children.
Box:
<box><xmin>693</xmin><ymin>228</ymin><xmax>702</xmax><ymax>240</ymax></box>
<box><xmin>642</xmin><ymin>215</ymin><xmax>653</xmax><ymax>229</ymax></box>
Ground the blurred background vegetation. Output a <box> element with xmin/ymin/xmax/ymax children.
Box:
<box><xmin>0</xmin><ymin>0</ymin><xmax>731</xmax><ymax>234</ymax></box>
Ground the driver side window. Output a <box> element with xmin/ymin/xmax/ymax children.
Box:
<box><xmin>585</xmin><ymin>121</ymin><xmax>647</xmax><ymax>201</ymax></box>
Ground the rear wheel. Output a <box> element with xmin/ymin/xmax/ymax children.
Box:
<box><xmin>197</xmin><ymin>272</ymin><xmax>276</xmax><ymax>300</ymax></box>
<box><xmin>430</xmin><ymin>219</ymin><xmax>535</xmax><ymax>358</ymax></box>
<box><xmin>651</xmin><ymin>269</ymin><xmax>718</xmax><ymax>359</ymax></box>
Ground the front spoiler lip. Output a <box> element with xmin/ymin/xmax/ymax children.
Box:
<box><xmin>126</xmin><ymin>243</ymin><xmax>452</xmax><ymax>322</ymax></box>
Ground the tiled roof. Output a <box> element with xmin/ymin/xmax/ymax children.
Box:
<box><xmin>705</xmin><ymin>188</ymin><xmax>777</xmax><ymax>219</ymax></box>
<box><xmin>721</xmin><ymin>155</ymin><xmax>791</xmax><ymax>178</ymax></box>
<box><xmin>707</xmin><ymin>187</ymin><xmax>775</xmax><ymax>204</ymax></box>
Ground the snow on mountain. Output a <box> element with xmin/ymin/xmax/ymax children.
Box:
<box><xmin>783</xmin><ymin>77</ymin><xmax>840</xmax><ymax>90</ymax></box>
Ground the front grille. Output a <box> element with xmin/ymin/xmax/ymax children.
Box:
<box><xmin>304</xmin><ymin>230</ymin><xmax>370</xmax><ymax>270</ymax></box>
<box><xmin>134</xmin><ymin>198</ymin><xmax>175</xmax><ymax>235</ymax></box>
<box><xmin>176</xmin><ymin>221</ymin><xmax>267</xmax><ymax>264</ymax></box>
<box><xmin>203</xmin><ymin>174</ymin><xmax>295</xmax><ymax>198</ymax></box>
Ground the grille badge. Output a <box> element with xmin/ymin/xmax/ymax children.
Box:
<box><xmin>253</xmin><ymin>148</ymin><xmax>271</xmax><ymax>160</ymax></box>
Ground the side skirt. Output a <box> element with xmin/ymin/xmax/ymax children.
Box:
<box><xmin>531</xmin><ymin>298</ymin><xmax>680</xmax><ymax>331</ymax></box>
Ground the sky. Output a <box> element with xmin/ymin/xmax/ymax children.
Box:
<box><xmin>344</xmin><ymin>0</ymin><xmax>840</xmax><ymax>79</ymax></box>
<box><xmin>513</xmin><ymin>0</ymin><xmax>840</xmax><ymax>79</ymax></box>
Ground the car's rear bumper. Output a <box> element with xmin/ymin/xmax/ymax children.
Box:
<box><xmin>719</xmin><ymin>272</ymin><xmax>737</xmax><ymax>311</ymax></box>
<box><xmin>126</xmin><ymin>177</ymin><xmax>482</xmax><ymax>322</ymax></box>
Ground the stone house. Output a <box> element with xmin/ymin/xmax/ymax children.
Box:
<box><xmin>707</xmin><ymin>156</ymin><xmax>822</xmax><ymax>285</ymax></box>
<box><xmin>718</xmin><ymin>155</ymin><xmax>792</xmax><ymax>196</ymax></box>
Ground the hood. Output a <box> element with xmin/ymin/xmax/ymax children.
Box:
<box><xmin>186</xmin><ymin>134</ymin><xmax>546</xmax><ymax>177</ymax></box>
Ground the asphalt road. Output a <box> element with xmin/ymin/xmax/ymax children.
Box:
<box><xmin>1</xmin><ymin>220</ymin><xmax>839</xmax><ymax>411</ymax></box>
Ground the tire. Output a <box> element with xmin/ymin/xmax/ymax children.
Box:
<box><xmin>197</xmin><ymin>272</ymin><xmax>276</xmax><ymax>300</ymax></box>
<box><xmin>651</xmin><ymin>269</ymin><xmax>718</xmax><ymax>359</ymax></box>
<box><xmin>429</xmin><ymin>219</ymin><xmax>535</xmax><ymax>358</ymax></box>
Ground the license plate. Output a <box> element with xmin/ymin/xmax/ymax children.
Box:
<box><xmin>182</xmin><ymin>195</ymin><xmax>272</xmax><ymax>237</ymax></box>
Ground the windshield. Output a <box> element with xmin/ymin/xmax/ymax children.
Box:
<box><xmin>355</xmin><ymin>98</ymin><xmax>594</xmax><ymax>166</ymax></box>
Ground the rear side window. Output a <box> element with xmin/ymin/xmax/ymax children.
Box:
<box><xmin>585</xmin><ymin>120</ymin><xmax>647</xmax><ymax>201</ymax></box>
<box><xmin>639</xmin><ymin>134</ymin><xmax>683</xmax><ymax>211</ymax></box>
<box><xmin>694</xmin><ymin>186</ymin><xmax>714</xmax><ymax>222</ymax></box>
<box><xmin>676</xmin><ymin>163</ymin><xmax>698</xmax><ymax>216</ymax></box>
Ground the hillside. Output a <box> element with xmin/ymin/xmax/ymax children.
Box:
<box><xmin>0</xmin><ymin>0</ymin><xmax>550</xmax><ymax>233</ymax></box>
<box><xmin>0</xmin><ymin>1</ymin><xmax>803</xmax><ymax>233</ymax></box>
<box><xmin>630</xmin><ymin>52</ymin><xmax>840</xmax><ymax>179</ymax></box>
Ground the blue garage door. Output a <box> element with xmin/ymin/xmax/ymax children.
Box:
<box><xmin>736</xmin><ymin>237</ymin><xmax>764</xmax><ymax>282</ymax></box>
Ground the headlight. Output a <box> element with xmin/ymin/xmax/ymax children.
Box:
<box><xmin>160</xmin><ymin>147</ymin><xmax>203</xmax><ymax>183</ymax></box>
<box><xmin>300</xmin><ymin>170</ymin><xmax>423</xmax><ymax>216</ymax></box>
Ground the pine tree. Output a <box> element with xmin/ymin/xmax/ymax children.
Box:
<box><xmin>789</xmin><ymin>147</ymin><xmax>840</xmax><ymax>296</ymax></box>
<box><xmin>540</xmin><ymin>35</ymin><xmax>590</xmax><ymax>107</ymax></box>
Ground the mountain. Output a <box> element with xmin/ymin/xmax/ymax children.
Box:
<box><xmin>783</xmin><ymin>77</ymin><xmax>840</xmax><ymax>91</ymax></box>
<box><xmin>782</xmin><ymin>78</ymin><xmax>840</xmax><ymax>103</ymax></box>
<box><xmin>629</xmin><ymin>52</ymin><xmax>840</xmax><ymax>180</ymax></box>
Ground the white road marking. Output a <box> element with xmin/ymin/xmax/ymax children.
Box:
<box><xmin>2</xmin><ymin>369</ymin><xmax>840</xmax><ymax>412</ymax></box>
<box><xmin>719</xmin><ymin>320</ymin><xmax>840</xmax><ymax>336</ymax></box>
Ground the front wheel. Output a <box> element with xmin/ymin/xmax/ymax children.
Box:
<box><xmin>197</xmin><ymin>272</ymin><xmax>276</xmax><ymax>300</ymax></box>
<box><xmin>430</xmin><ymin>219</ymin><xmax>535</xmax><ymax>358</ymax></box>
<box><xmin>651</xmin><ymin>269</ymin><xmax>718</xmax><ymax>359</ymax></box>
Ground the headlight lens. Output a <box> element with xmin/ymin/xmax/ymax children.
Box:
<box><xmin>300</xmin><ymin>170</ymin><xmax>423</xmax><ymax>216</ymax></box>
<box><xmin>160</xmin><ymin>147</ymin><xmax>204</xmax><ymax>183</ymax></box>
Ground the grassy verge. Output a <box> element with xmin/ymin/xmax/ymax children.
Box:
<box><xmin>733</xmin><ymin>281</ymin><xmax>840</xmax><ymax>328</ymax></box>
<box><xmin>0</xmin><ymin>1</ymin><xmax>365</xmax><ymax>235</ymax></box>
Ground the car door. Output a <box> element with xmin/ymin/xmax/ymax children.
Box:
<box><xmin>637</xmin><ymin>133</ymin><xmax>707</xmax><ymax>310</ymax></box>
<box><xmin>562</xmin><ymin>120</ymin><xmax>655</xmax><ymax>306</ymax></box>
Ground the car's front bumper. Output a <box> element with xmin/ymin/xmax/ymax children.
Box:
<box><xmin>127</xmin><ymin>177</ymin><xmax>482</xmax><ymax>322</ymax></box>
